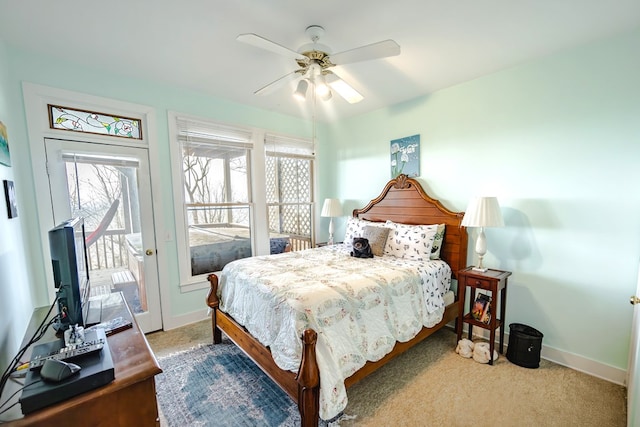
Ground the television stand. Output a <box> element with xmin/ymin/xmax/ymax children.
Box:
<box><xmin>1</xmin><ymin>292</ymin><xmax>162</xmax><ymax>426</ymax></box>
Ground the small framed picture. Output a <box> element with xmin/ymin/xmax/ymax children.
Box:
<box><xmin>0</xmin><ymin>121</ymin><xmax>10</xmax><ymax>167</ymax></box>
<box><xmin>4</xmin><ymin>180</ymin><xmax>18</xmax><ymax>218</ymax></box>
<box><xmin>390</xmin><ymin>134</ymin><xmax>420</xmax><ymax>178</ymax></box>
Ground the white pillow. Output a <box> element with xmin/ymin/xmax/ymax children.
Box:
<box><xmin>343</xmin><ymin>217</ymin><xmax>384</xmax><ymax>246</ymax></box>
<box><xmin>384</xmin><ymin>221</ymin><xmax>438</xmax><ymax>261</ymax></box>
<box><xmin>430</xmin><ymin>224</ymin><xmax>446</xmax><ymax>260</ymax></box>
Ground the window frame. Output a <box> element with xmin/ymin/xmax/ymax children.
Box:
<box><xmin>168</xmin><ymin>112</ymin><xmax>315</xmax><ymax>291</ymax></box>
<box><xmin>264</xmin><ymin>134</ymin><xmax>316</xmax><ymax>251</ymax></box>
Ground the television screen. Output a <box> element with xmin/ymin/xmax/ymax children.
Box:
<box><xmin>49</xmin><ymin>217</ymin><xmax>91</xmax><ymax>329</ymax></box>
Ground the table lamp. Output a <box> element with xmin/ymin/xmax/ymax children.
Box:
<box><xmin>461</xmin><ymin>196</ymin><xmax>504</xmax><ymax>272</ymax></box>
<box><xmin>321</xmin><ymin>198</ymin><xmax>342</xmax><ymax>245</ymax></box>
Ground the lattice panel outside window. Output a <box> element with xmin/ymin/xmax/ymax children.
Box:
<box><xmin>266</xmin><ymin>157</ymin><xmax>312</xmax><ymax>239</ymax></box>
<box><xmin>265</xmin><ymin>156</ymin><xmax>277</xmax><ymax>204</ymax></box>
<box><xmin>279</xmin><ymin>159</ymin><xmax>311</xmax><ymax>203</ymax></box>
<box><xmin>268</xmin><ymin>205</ymin><xmax>280</xmax><ymax>232</ymax></box>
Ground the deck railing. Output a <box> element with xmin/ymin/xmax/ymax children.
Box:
<box><xmin>288</xmin><ymin>234</ymin><xmax>312</xmax><ymax>251</ymax></box>
<box><xmin>84</xmin><ymin>228</ymin><xmax>313</xmax><ymax>273</ymax></box>
<box><xmin>85</xmin><ymin>228</ymin><xmax>128</xmax><ymax>271</ymax></box>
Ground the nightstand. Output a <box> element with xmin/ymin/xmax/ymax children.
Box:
<box><xmin>457</xmin><ymin>267</ymin><xmax>512</xmax><ymax>365</ymax></box>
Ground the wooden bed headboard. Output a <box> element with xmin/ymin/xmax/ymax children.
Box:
<box><xmin>353</xmin><ymin>174</ymin><xmax>468</xmax><ymax>278</ymax></box>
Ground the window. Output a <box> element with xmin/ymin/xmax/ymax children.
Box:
<box><xmin>265</xmin><ymin>134</ymin><xmax>314</xmax><ymax>251</ymax></box>
<box><xmin>48</xmin><ymin>104</ymin><xmax>142</xmax><ymax>139</ymax></box>
<box><xmin>175</xmin><ymin>117</ymin><xmax>253</xmax><ymax>279</ymax></box>
<box><xmin>170</xmin><ymin>114</ymin><xmax>315</xmax><ymax>288</ymax></box>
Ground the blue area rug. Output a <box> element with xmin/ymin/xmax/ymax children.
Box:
<box><xmin>155</xmin><ymin>339</ymin><xmax>300</xmax><ymax>426</ymax></box>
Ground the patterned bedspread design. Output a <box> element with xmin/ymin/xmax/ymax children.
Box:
<box><xmin>218</xmin><ymin>244</ymin><xmax>451</xmax><ymax>420</ymax></box>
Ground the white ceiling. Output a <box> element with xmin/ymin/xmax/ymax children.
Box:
<box><xmin>1</xmin><ymin>0</ymin><xmax>639</xmax><ymax>122</ymax></box>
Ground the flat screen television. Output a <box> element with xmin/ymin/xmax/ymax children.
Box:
<box><xmin>49</xmin><ymin>217</ymin><xmax>91</xmax><ymax>330</ymax></box>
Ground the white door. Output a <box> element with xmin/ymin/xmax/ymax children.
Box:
<box><xmin>44</xmin><ymin>138</ymin><xmax>162</xmax><ymax>333</ymax></box>
<box><xmin>629</xmin><ymin>262</ymin><xmax>640</xmax><ymax>426</ymax></box>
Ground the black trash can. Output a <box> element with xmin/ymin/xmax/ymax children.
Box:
<box><xmin>506</xmin><ymin>323</ymin><xmax>544</xmax><ymax>368</ymax></box>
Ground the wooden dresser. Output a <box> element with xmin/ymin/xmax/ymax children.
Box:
<box><xmin>3</xmin><ymin>293</ymin><xmax>162</xmax><ymax>426</ymax></box>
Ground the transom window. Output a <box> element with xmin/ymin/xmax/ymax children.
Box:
<box><xmin>48</xmin><ymin>104</ymin><xmax>142</xmax><ymax>139</ymax></box>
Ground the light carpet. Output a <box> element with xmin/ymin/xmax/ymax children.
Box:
<box><xmin>147</xmin><ymin>320</ymin><xmax>627</xmax><ymax>426</ymax></box>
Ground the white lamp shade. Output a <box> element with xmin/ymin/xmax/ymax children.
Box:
<box><xmin>461</xmin><ymin>197</ymin><xmax>504</xmax><ymax>227</ymax></box>
<box><xmin>321</xmin><ymin>198</ymin><xmax>342</xmax><ymax>218</ymax></box>
<box><xmin>293</xmin><ymin>79</ymin><xmax>309</xmax><ymax>101</ymax></box>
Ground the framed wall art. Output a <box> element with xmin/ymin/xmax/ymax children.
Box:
<box><xmin>390</xmin><ymin>134</ymin><xmax>420</xmax><ymax>178</ymax></box>
<box><xmin>0</xmin><ymin>121</ymin><xmax>10</xmax><ymax>167</ymax></box>
<box><xmin>3</xmin><ymin>180</ymin><xmax>17</xmax><ymax>218</ymax></box>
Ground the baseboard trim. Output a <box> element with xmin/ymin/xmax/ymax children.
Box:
<box><xmin>540</xmin><ymin>343</ymin><xmax>626</xmax><ymax>386</ymax></box>
<box><xmin>452</xmin><ymin>323</ymin><xmax>627</xmax><ymax>386</ymax></box>
<box><xmin>161</xmin><ymin>308</ymin><xmax>210</xmax><ymax>331</ymax></box>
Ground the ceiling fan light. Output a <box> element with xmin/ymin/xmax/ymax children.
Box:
<box><xmin>293</xmin><ymin>79</ymin><xmax>309</xmax><ymax>101</ymax></box>
<box><xmin>320</xmin><ymin>89</ymin><xmax>332</xmax><ymax>101</ymax></box>
<box><xmin>315</xmin><ymin>81</ymin><xmax>331</xmax><ymax>98</ymax></box>
<box><xmin>328</xmin><ymin>79</ymin><xmax>364</xmax><ymax>104</ymax></box>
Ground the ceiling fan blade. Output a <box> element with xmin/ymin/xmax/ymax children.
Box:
<box><xmin>237</xmin><ymin>33</ymin><xmax>307</xmax><ymax>61</ymax></box>
<box><xmin>330</xmin><ymin>40</ymin><xmax>400</xmax><ymax>65</ymax></box>
<box><xmin>326</xmin><ymin>72</ymin><xmax>363</xmax><ymax>104</ymax></box>
<box><xmin>254</xmin><ymin>70</ymin><xmax>301</xmax><ymax>96</ymax></box>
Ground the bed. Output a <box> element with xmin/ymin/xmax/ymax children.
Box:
<box><xmin>206</xmin><ymin>174</ymin><xmax>468</xmax><ymax>426</ymax></box>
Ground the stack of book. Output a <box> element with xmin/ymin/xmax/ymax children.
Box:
<box><xmin>471</xmin><ymin>293</ymin><xmax>491</xmax><ymax>324</ymax></box>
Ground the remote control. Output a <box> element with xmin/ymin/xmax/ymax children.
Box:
<box><xmin>29</xmin><ymin>339</ymin><xmax>105</xmax><ymax>370</ymax></box>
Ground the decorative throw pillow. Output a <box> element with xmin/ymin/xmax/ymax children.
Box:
<box><xmin>350</xmin><ymin>237</ymin><xmax>373</xmax><ymax>258</ymax></box>
<box><xmin>343</xmin><ymin>217</ymin><xmax>384</xmax><ymax>246</ymax></box>
<box><xmin>430</xmin><ymin>224</ymin><xmax>446</xmax><ymax>260</ymax></box>
<box><xmin>363</xmin><ymin>225</ymin><xmax>391</xmax><ymax>257</ymax></box>
<box><xmin>384</xmin><ymin>221</ymin><xmax>438</xmax><ymax>261</ymax></box>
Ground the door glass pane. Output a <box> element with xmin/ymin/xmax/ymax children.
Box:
<box><xmin>63</xmin><ymin>154</ymin><xmax>147</xmax><ymax>314</ymax></box>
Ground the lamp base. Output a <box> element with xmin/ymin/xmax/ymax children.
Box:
<box><xmin>473</xmin><ymin>251</ymin><xmax>487</xmax><ymax>273</ymax></box>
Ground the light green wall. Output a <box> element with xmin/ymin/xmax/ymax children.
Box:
<box><xmin>2</xmin><ymin>46</ymin><xmax>313</xmax><ymax>326</ymax></box>
<box><xmin>321</xmin><ymin>28</ymin><xmax>640</xmax><ymax>369</ymax></box>
<box><xmin>2</xmin><ymin>27</ymin><xmax>639</xmax><ymax>374</ymax></box>
<box><xmin>0</xmin><ymin>40</ymin><xmax>38</xmax><ymax>372</ymax></box>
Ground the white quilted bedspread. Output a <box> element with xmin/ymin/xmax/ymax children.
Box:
<box><xmin>218</xmin><ymin>244</ymin><xmax>451</xmax><ymax>420</ymax></box>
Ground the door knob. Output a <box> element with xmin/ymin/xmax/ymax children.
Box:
<box><xmin>630</xmin><ymin>296</ymin><xmax>640</xmax><ymax>305</ymax></box>
<box><xmin>145</xmin><ymin>249</ymin><xmax>154</xmax><ymax>256</ymax></box>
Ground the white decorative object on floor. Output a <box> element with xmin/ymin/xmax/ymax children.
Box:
<box><xmin>455</xmin><ymin>338</ymin><xmax>475</xmax><ymax>358</ymax></box>
<box><xmin>472</xmin><ymin>342</ymin><xmax>499</xmax><ymax>364</ymax></box>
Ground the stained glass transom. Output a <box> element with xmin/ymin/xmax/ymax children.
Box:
<box><xmin>49</xmin><ymin>104</ymin><xmax>142</xmax><ymax>139</ymax></box>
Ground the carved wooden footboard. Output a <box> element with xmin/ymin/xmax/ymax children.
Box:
<box><xmin>205</xmin><ymin>175</ymin><xmax>467</xmax><ymax>426</ymax></box>
<box><xmin>207</xmin><ymin>274</ymin><xmax>320</xmax><ymax>427</ymax></box>
<box><xmin>207</xmin><ymin>274</ymin><xmax>460</xmax><ymax>425</ymax></box>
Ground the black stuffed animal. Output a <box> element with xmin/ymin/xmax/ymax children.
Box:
<box><xmin>350</xmin><ymin>237</ymin><xmax>373</xmax><ymax>258</ymax></box>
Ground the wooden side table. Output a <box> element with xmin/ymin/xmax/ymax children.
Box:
<box><xmin>457</xmin><ymin>267</ymin><xmax>512</xmax><ymax>365</ymax></box>
<box><xmin>2</xmin><ymin>293</ymin><xmax>162</xmax><ymax>425</ymax></box>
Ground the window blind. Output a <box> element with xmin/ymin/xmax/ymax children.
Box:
<box><xmin>177</xmin><ymin>117</ymin><xmax>253</xmax><ymax>150</ymax></box>
<box><xmin>265</xmin><ymin>133</ymin><xmax>314</xmax><ymax>159</ymax></box>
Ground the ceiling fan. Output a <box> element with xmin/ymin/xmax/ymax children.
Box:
<box><xmin>237</xmin><ymin>25</ymin><xmax>401</xmax><ymax>104</ymax></box>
